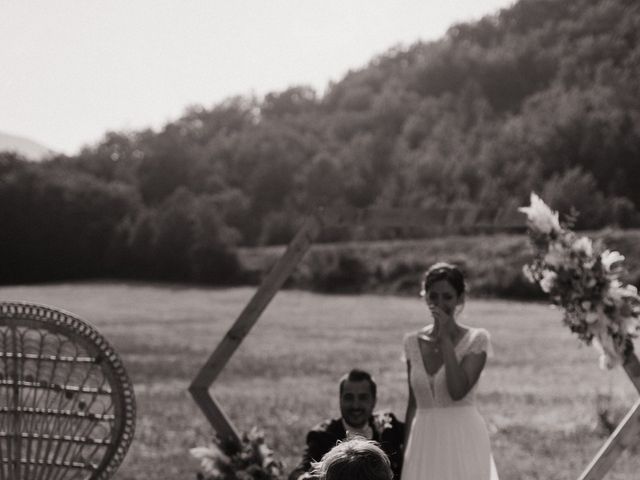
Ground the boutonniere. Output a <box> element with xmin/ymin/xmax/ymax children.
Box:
<box><xmin>373</xmin><ymin>412</ymin><xmax>393</xmax><ymax>433</ymax></box>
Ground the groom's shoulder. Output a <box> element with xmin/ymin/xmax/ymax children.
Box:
<box><xmin>309</xmin><ymin>417</ymin><xmax>342</xmax><ymax>435</ymax></box>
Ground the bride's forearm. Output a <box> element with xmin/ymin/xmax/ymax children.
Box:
<box><xmin>404</xmin><ymin>400</ymin><xmax>415</xmax><ymax>446</ymax></box>
<box><xmin>404</xmin><ymin>377</ymin><xmax>416</xmax><ymax>447</ymax></box>
<box><xmin>440</xmin><ymin>337</ymin><xmax>470</xmax><ymax>400</ymax></box>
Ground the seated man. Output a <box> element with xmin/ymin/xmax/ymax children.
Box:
<box><xmin>288</xmin><ymin>369</ymin><xmax>404</xmax><ymax>480</ymax></box>
<box><xmin>311</xmin><ymin>438</ymin><xmax>393</xmax><ymax>480</ymax></box>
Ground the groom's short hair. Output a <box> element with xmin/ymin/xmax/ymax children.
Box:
<box><xmin>339</xmin><ymin>369</ymin><xmax>377</xmax><ymax>398</ymax></box>
<box><xmin>311</xmin><ymin>438</ymin><xmax>392</xmax><ymax>480</ymax></box>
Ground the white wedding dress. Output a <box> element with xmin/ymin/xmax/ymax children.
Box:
<box><xmin>401</xmin><ymin>327</ymin><xmax>499</xmax><ymax>480</ymax></box>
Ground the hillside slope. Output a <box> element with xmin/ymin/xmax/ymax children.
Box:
<box><xmin>0</xmin><ymin>131</ymin><xmax>54</xmax><ymax>161</ymax></box>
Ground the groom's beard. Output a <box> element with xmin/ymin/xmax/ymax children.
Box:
<box><xmin>344</xmin><ymin>410</ymin><xmax>368</xmax><ymax>428</ymax></box>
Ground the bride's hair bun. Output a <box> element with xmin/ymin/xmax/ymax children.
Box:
<box><xmin>421</xmin><ymin>262</ymin><xmax>466</xmax><ymax>297</ymax></box>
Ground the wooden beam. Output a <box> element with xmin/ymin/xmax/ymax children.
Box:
<box><xmin>189</xmin><ymin>386</ymin><xmax>241</xmax><ymax>445</ymax></box>
<box><xmin>189</xmin><ymin>211</ymin><xmax>324</xmax><ymax>440</ymax></box>
<box><xmin>577</xmin><ymin>398</ymin><xmax>640</xmax><ymax>480</ymax></box>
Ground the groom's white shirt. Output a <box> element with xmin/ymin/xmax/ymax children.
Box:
<box><xmin>342</xmin><ymin>418</ymin><xmax>373</xmax><ymax>440</ymax></box>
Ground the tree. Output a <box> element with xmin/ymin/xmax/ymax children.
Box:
<box><xmin>0</xmin><ymin>164</ymin><xmax>139</xmax><ymax>282</ymax></box>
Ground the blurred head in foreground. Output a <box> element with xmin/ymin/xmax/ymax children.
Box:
<box><xmin>312</xmin><ymin>438</ymin><xmax>393</xmax><ymax>480</ymax></box>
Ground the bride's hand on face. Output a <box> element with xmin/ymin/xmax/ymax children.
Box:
<box><xmin>428</xmin><ymin>304</ymin><xmax>455</xmax><ymax>340</ymax></box>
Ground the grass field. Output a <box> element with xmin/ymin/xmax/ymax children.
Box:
<box><xmin>1</xmin><ymin>282</ymin><xmax>639</xmax><ymax>479</ymax></box>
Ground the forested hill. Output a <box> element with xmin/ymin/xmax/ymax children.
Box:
<box><xmin>2</xmin><ymin>0</ymin><xmax>640</xmax><ymax>284</ymax></box>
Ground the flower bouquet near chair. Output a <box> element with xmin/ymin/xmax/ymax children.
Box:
<box><xmin>190</xmin><ymin>427</ymin><xmax>284</xmax><ymax>480</ymax></box>
<box><xmin>519</xmin><ymin>193</ymin><xmax>640</xmax><ymax>375</ymax></box>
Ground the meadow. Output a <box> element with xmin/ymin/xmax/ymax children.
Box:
<box><xmin>1</xmin><ymin>282</ymin><xmax>639</xmax><ymax>480</ymax></box>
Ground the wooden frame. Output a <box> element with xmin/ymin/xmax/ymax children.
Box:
<box><xmin>188</xmin><ymin>205</ymin><xmax>523</xmax><ymax>443</ymax></box>
<box><xmin>188</xmin><ymin>205</ymin><xmax>638</xmax><ymax>479</ymax></box>
<box><xmin>577</xmin><ymin>354</ymin><xmax>640</xmax><ymax>480</ymax></box>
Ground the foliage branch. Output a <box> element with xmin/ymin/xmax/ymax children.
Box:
<box><xmin>190</xmin><ymin>428</ymin><xmax>284</xmax><ymax>480</ymax></box>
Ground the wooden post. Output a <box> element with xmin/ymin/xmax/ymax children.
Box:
<box><xmin>577</xmin><ymin>398</ymin><xmax>640</xmax><ymax>480</ymax></box>
<box><xmin>189</xmin><ymin>392</ymin><xmax>242</xmax><ymax>446</ymax></box>
<box><xmin>576</xmin><ymin>352</ymin><xmax>640</xmax><ymax>480</ymax></box>
<box><xmin>188</xmin><ymin>210</ymin><xmax>325</xmax><ymax>445</ymax></box>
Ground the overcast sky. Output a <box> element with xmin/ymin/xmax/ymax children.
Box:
<box><xmin>1</xmin><ymin>0</ymin><xmax>515</xmax><ymax>155</ymax></box>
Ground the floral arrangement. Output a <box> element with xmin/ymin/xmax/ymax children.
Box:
<box><xmin>372</xmin><ymin>412</ymin><xmax>394</xmax><ymax>433</ymax></box>
<box><xmin>519</xmin><ymin>192</ymin><xmax>640</xmax><ymax>369</ymax></box>
<box><xmin>191</xmin><ymin>428</ymin><xmax>284</xmax><ymax>480</ymax></box>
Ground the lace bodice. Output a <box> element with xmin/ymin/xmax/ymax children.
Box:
<box><xmin>404</xmin><ymin>327</ymin><xmax>492</xmax><ymax>409</ymax></box>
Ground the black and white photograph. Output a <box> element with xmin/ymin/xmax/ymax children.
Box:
<box><xmin>2</xmin><ymin>1</ymin><xmax>640</xmax><ymax>479</ymax></box>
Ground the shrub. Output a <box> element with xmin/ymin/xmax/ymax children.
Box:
<box><xmin>305</xmin><ymin>249</ymin><xmax>371</xmax><ymax>293</ymax></box>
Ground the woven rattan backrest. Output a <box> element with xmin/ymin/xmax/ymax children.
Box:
<box><xmin>0</xmin><ymin>302</ymin><xmax>136</xmax><ymax>480</ymax></box>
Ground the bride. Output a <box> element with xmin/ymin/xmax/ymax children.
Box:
<box><xmin>401</xmin><ymin>262</ymin><xmax>499</xmax><ymax>480</ymax></box>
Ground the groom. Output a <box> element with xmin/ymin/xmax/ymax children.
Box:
<box><xmin>288</xmin><ymin>369</ymin><xmax>404</xmax><ymax>480</ymax></box>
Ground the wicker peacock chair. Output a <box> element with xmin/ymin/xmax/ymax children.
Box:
<box><xmin>0</xmin><ymin>302</ymin><xmax>136</xmax><ymax>480</ymax></box>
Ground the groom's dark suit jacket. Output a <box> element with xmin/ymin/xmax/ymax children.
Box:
<box><xmin>288</xmin><ymin>412</ymin><xmax>404</xmax><ymax>480</ymax></box>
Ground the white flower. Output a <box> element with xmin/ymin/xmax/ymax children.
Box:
<box><xmin>607</xmin><ymin>280</ymin><xmax>639</xmax><ymax>302</ymax></box>
<box><xmin>522</xmin><ymin>264</ymin><xmax>535</xmax><ymax>283</ymax></box>
<box><xmin>373</xmin><ymin>412</ymin><xmax>394</xmax><ymax>432</ymax></box>
<box><xmin>623</xmin><ymin>283</ymin><xmax>638</xmax><ymax>297</ymax></box>
<box><xmin>190</xmin><ymin>444</ymin><xmax>230</xmax><ymax>475</ymax></box>
<box><xmin>544</xmin><ymin>243</ymin><xmax>565</xmax><ymax>268</ymax></box>
<box><xmin>601</xmin><ymin>250</ymin><xmax>625</xmax><ymax>272</ymax></box>
<box><xmin>572</xmin><ymin>237</ymin><xmax>593</xmax><ymax>257</ymax></box>
<box><xmin>518</xmin><ymin>192</ymin><xmax>561</xmax><ymax>235</ymax></box>
<box><xmin>539</xmin><ymin>270</ymin><xmax>557</xmax><ymax>293</ymax></box>
<box><xmin>585</xmin><ymin>311</ymin><xmax>599</xmax><ymax>324</ymax></box>
<box><xmin>622</xmin><ymin>316</ymin><xmax>640</xmax><ymax>335</ymax></box>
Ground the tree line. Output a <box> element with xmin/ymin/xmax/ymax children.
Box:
<box><xmin>2</xmin><ymin>0</ymin><xmax>640</xmax><ymax>284</ymax></box>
